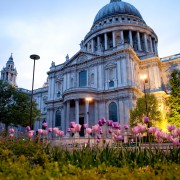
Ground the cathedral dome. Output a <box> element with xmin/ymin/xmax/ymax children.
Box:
<box><xmin>93</xmin><ymin>0</ymin><xmax>143</xmax><ymax>25</ymax></box>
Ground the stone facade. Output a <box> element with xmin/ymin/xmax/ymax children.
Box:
<box><xmin>1</xmin><ymin>0</ymin><xmax>180</xmax><ymax>134</ymax></box>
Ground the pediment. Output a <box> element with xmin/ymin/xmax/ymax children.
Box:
<box><xmin>66</xmin><ymin>51</ymin><xmax>99</xmax><ymax>66</ymax></box>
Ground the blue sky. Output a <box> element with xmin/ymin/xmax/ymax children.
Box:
<box><xmin>0</xmin><ymin>0</ymin><xmax>180</xmax><ymax>89</ymax></box>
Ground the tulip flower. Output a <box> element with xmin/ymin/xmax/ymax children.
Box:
<box><xmin>83</xmin><ymin>124</ymin><xmax>88</xmax><ymax>129</ymax></box>
<box><xmin>101</xmin><ymin>117</ymin><xmax>106</xmax><ymax>124</ymax></box>
<box><xmin>26</xmin><ymin>126</ymin><xmax>31</xmax><ymax>131</ymax></box>
<box><xmin>108</xmin><ymin>129</ymin><xmax>112</xmax><ymax>134</ymax></box>
<box><xmin>98</xmin><ymin>120</ymin><xmax>103</xmax><ymax>126</ymax></box>
<box><xmin>116</xmin><ymin>135</ymin><xmax>124</xmax><ymax>141</ymax></box>
<box><xmin>124</xmin><ymin>125</ymin><xmax>129</xmax><ymax>130</ymax></box>
<box><xmin>97</xmin><ymin>134</ymin><xmax>101</xmax><ymax>139</ymax></box>
<box><xmin>70</xmin><ymin>121</ymin><xmax>76</xmax><ymax>128</ymax></box>
<box><xmin>59</xmin><ymin>131</ymin><xmax>64</xmax><ymax>137</ymax></box>
<box><xmin>75</xmin><ymin>124</ymin><xmax>81</xmax><ymax>132</ymax></box>
<box><xmin>42</xmin><ymin>130</ymin><xmax>48</xmax><ymax>135</ymax></box>
<box><xmin>42</xmin><ymin>122</ymin><xmax>48</xmax><ymax>128</ymax></box>
<box><xmin>67</xmin><ymin>128</ymin><xmax>71</xmax><ymax>132</ymax></box>
<box><xmin>86</xmin><ymin>128</ymin><xmax>92</xmax><ymax>134</ymax></box>
<box><xmin>9</xmin><ymin>128</ymin><xmax>15</xmax><ymax>134</ymax></box>
<box><xmin>107</xmin><ymin>120</ymin><xmax>113</xmax><ymax>126</ymax></box>
<box><xmin>53</xmin><ymin>127</ymin><xmax>59</xmax><ymax>134</ymax></box>
<box><xmin>167</xmin><ymin>125</ymin><xmax>176</xmax><ymax>132</ymax></box>
<box><xmin>132</xmin><ymin>126</ymin><xmax>140</xmax><ymax>135</ymax></box>
<box><xmin>92</xmin><ymin>125</ymin><xmax>99</xmax><ymax>132</ymax></box>
<box><xmin>28</xmin><ymin>130</ymin><xmax>34</xmax><ymax>138</ymax></box>
<box><xmin>112</xmin><ymin>122</ymin><xmax>120</xmax><ymax>129</ymax></box>
<box><xmin>38</xmin><ymin>129</ymin><xmax>43</xmax><ymax>134</ymax></box>
<box><xmin>138</xmin><ymin>125</ymin><xmax>146</xmax><ymax>132</ymax></box>
<box><xmin>9</xmin><ymin>134</ymin><xmax>14</xmax><ymax>138</ymax></box>
<box><xmin>116</xmin><ymin>129</ymin><xmax>121</xmax><ymax>136</ymax></box>
<box><xmin>148</xmin><ymin>127</ymin><xmax>157</xmax><ymax>134</ymax></box>
<box><xmin>144</xmin><ymin>116</ymin><xmax>149</xmax><ymax>124</ymax></box>
<box><xmin>48</xmin><ymin>128</ymin><xmax>53</xmax><ymax>132</ymax></box>
<box><xmin>172</xmin><ymin>138</ymin><xmax>180</xmax><ymax>147</ymax></box>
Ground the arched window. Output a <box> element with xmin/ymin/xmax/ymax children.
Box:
<box><xmin>55</xmin><ymin>110</ymin><xmax>61</xmax><ymax>127</ymax></box>
<box><xmin>79</xmin><ymin>70</ymin><xmax>87</xmax><ymax>87</ymax></box>
<box><xmin>109</xmin><ymin>102</ymin><xmax>118</xmax><ymax>122</ymax></box>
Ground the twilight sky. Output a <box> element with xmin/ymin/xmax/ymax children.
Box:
<box><xmin>0</xmin><ymin>0</ymin><xmax>180</xmax><ymax>90</ymax></box>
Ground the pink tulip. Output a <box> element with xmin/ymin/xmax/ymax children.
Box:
<box><xmin>132</xmin><ymin>126</ymin><xmax>140</xmax><ymax>135</ymax></box>
<box><xmin>42</xmin><ymin>122</ymin><xmax>48</xmax><ymax>128</ymax></box>
<box><xmin>9</xmin><ymin>133</ymin><xmax>14</xmax><ymax>137</ymax></box>
<box><xmin>83</xmin><ymin>124</ymin><xmax>88</xmax><ymax>129</ymax></box>
<box><xmin>42</xmin><ymin>130</ymin><xmax>48</xmax><ymax>135</ymax></box>
<box><xmin>26</xmin><ymin>126</ymin><xmax>31</xmax><ymax>131</ymax></box>
<box><xmin>53</xmin><ymin>128</ymin><xmax>59</xmax><ymax>134</ymax></box>
<box><xmin>101</xmin><ymin>117</ymin><xmax>106</xmax><ymax>124</ymax></box>
<box><xmin>148</xmin><ymin>127</ymin><xmax>157</xmax><ymax>134</ymax></box>
<box><xmin>112</xmin><ymin>122</ymin><xmax>120</xmax><ymax>129</ymax></box>
<box><xmin>86</xmin><ymin>128</ymin><xmax>92</xmax><ymax>134</ymax></box>
<box><xmin>97</xmin><ymin>134</ymin><xmax>101</xmax><ymax>139</ymax></box>
<box><xmin>144</xmin><ymin>116</ymin><xmax>149</xmax><ymax>124</ymax></box>
<box><xmin>107</xmin><ymin>120</ymin><xmax>113</xmax><ymax>126</ymax></box>
<box><xmin>166</xmin><ymin>134</ymin><xmax>172</xmax><ymax>141</ymax></box>
<box><xmin>139</xmin><ymin>125</ymin><xmax>146</xmax><ymax>132</ymax></box>
<box><xmin>71</xmin><ymin>128</ymin><xmax>76</xmax><ymax>133</ymax></box>
<box><xmin>59</xmin><ymin>131</ymin><xmax>64</xmax><ymax>137</ymax></box>
<box><xmin>75</xmin><ymin>124</ymin><xmax>81</xmax><ymax>132</ymax></box>
<box><xmin>92</xmin><ymin>125</ymin><xmax>99</xmax><ymax>132</ymax></box>
<box><xmin>174</xmin><ymin>128</ymin><xmax>180</xmax><ymax>136</ymax></box>
<box><xmin>108</xmin><ymin>129</ymin><xmax>112</xmax><ymax>134</ymax></box>
<box><xmin>98</xmin><ymin>120</ymin><xmax>103</xmax><ymax>126</ymax></box>
<box><xmin>38</xmin><ymin>129</ymin><xmax>43</xmax><ymax>134</ymax></box>
<box><xmin>124</xmin><ymin>125</ymin><xmax>129</xmax><ymax>130</ymax></box>
<box><xmin>28</xmin><ymin>130</ymin><xmax>34</xmax><ymax>138</ymax></box>
<box><xmin>9</xmin><ymin>128</ymin><xmax>15</xmax><ymax>133</ymax></box>
<box><xmin>116</xmin><ymin>135</ymin><xmax>124</xmax><ymax>141</ymax></box>
<box><xmin>70</xmin><ymin>121</ymin><xmax>76</xmax><ymax>128</ymax></box>
<box><xmin>96</xmin><ymin>139</ymin><xmax>100</xmax><ymax>143</ymax></box>
<box><xmin>172</xmin><ymin>138</ymin><xmax>180</xmax><ymax>147</ymax></box>
<box><xmin>167</xmin><ymin>125</ymin><xmax>176</xmax><ymax>132</ymax></box>
<box><xmin>48</xmin><ymin>128</ymin><xmax>53</xmax><ymax>132</ymax></box>
<box><xmin>67</xmin><ymin>128</ymin><xmax>71</xmax><ymax>132</ymax></box>
<box><xmin>116</xmin><ymin>129</ymin><xmax>121</xmax><ymax>136</ymax></box>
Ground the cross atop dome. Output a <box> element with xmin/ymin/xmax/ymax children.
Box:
<box><xmin>110</xmin><ymin>0</ymin><xmax>122</xmax><ymax>3</ymax></box>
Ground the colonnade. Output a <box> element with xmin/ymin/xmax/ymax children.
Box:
<box><xmin>85</xmin><ymin>30</ymin><xmax>158</xmax><ymax>54</ymax></box>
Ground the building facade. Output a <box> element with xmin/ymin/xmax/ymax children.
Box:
<box><xmin>1</xmin><ymin>0</ymin><xmax>180</xmax><ymax>134</ymax></box>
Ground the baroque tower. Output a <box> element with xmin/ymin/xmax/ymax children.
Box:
<box><xmin>1</xmin><ymin>54</ymin><xmax>18</xmax><ymax>87</ymax></box>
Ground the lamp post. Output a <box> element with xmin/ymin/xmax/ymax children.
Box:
<box><xmin>85</xmin><ymin>97</ymin><xmax>92</xmax><ymax>126</ymax></box>
<box><xmin>29</xmin><ymin>54</ymin><xmax>40</xmax><ymax>129</ymax></box>
<box><xmin>140</xmin><ymin>74</ymin><xmax>148</xmax><ymax>119</ymax></box>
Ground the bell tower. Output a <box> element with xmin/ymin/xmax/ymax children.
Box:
<box><xmin>1</xmin><ymin>53</ymin><xmax>18</xmax><ymax>87</ymax></box>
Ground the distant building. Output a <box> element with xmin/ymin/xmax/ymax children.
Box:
<box><xmin>1</xmin><ymin>0</ymin><xmax>180</xmax><ymax>135</ymax></box>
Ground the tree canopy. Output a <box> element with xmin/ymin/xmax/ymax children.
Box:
<box><xmin>168</xmin><ymin>70</ymin><xmax>180</xmax><ymax>127</ymax></box>
<box><xmin>0</xmin><ymin>80</ymin><xmax>41</xmax><ymax>129</ymax></box>
<box><xmin>130</xmin><ymin>93</ymin><xmax>161</xmax><ymax>127</ymax></box>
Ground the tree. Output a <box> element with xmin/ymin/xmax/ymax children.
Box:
<box><xmin>168</xmin><ymin>70</ymin><xmax>180</xmax><ymax>127</ymax></box>
<box><xmin>0</xmin><ymin>80</ymin><xmax>41</xmax><ymax>131</ymax></box>
<box><xmin>130</xmin><ymin>93</ymin><xmax>161</xmax><ymax>127</ymax></box>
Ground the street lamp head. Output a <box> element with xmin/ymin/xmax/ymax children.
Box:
<box><xmin>140</xmin><ymin>74</ymin><xmax>148</xmax><ymax>82</ymax></box>
<box><xmin>85</xmin><ymin>97</ymin><xmax>92</xmax><ymax>102</ymax></box>
<box><xmin>30</xmin><ymin>54</ymin><xmax>40</xmax><ymax>60</ymax></box>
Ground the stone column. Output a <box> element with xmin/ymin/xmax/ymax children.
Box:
<box><xmin>66</xmin><ymin>100</ymin><xmax>70</xmax><ymax>129</ymax></box>
<box><xmin>85</xmin><ymin>100</ymin><xmax>89</xmax><ymax>126</ymax></box>
<box><xmin>129</xmin><ymin>31</ymin><xmax>133</xmax><ymax>47</ymax></box>
<box><xmin>75</xmin><ymin>99</ymin><xmax>79</xmax><ymax>124</ymax></box>
<box><xmin>97</xmin><ymin>36</ymin><xmax>101</xmax><ymax>51</ymax></box>
<box><xmin>94</xmin><ymin>100</ymin><xmax>98</xmax><ymax>124</ymax></box>
<box><xmin>120</xmin><ymin>31</ymin><xmax>124</xmax><ymax>44</ymax></box>
<box><xmin>91</xmin><ymin>38</ymin><xmax>95</xmax><ymax>53</ymax></box>
<box><xmin>104</xmin><ymin>33</ymin><xmax>108</xmax><ymax>50</ymax></box>
<box><xmin>143</xmin><ymin>33</ymin><xmax>148</xmax><ymax>52</ymax></box>
<box><xmin>149</xmin><ymin>36</ymin><xmax>153</xmax><ymax>52</ymax></box>
<box><xmin>137</xmin><ymin>31</ymin><xmax>142</xmax><ymax>51</ymax></box>
<box><xmin>112</xmin><ymin>31</ymin><xmax>116</xmax><ymax>47</ymax></box>
<box><xmin>155</xmin><ymin>41</ymin><xmax>158</xmax><ymax>54</ymax></box>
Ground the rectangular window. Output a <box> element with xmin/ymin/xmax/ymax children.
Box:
<box><xmin>79</xmin><ymin>71</ymin><xmax>87</xmax><ymax>87</ymax></box>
